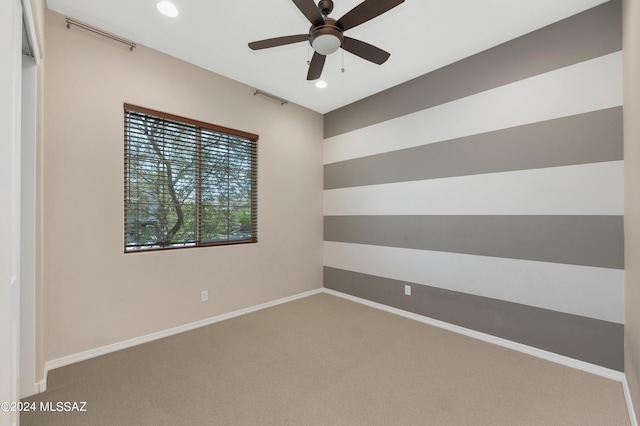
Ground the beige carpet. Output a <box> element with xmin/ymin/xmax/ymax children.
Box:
<box><xmin>21</xmin><ymin>293</ymin><xmax>631</xmax><ymax>425</ymax></box>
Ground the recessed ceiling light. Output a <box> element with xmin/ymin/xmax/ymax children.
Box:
<box><xmin>315</xmin><ymin>80</ymin><xmax>328</xmax><ymax>89</ymax></box>
<box><xmin>157</xmin><ymin>1</ymin><xmax>179</xmax><ymax>17</ymax></box>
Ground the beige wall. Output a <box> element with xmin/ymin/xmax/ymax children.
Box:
<box><xmin>42</xmin><ymin>9</ymin><xmax>323</xmax><ymax>363</ymax></box>
<box><xmin>624</xmin><ymin>0</ymin><xmax>640</xmax><ymax>420</ymax></box>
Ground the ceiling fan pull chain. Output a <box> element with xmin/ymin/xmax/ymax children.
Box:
<box><xmin>341</xmin><ymin>49</ymin><xmax>345</xmax><ymax>73</ymax></box>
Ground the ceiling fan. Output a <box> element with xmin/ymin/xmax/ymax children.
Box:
<box><xmin>248</xmin><ymin>0</ymin><xmax>405</xmax><ymax>80</ymax></box>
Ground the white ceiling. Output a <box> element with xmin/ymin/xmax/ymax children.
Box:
<box><xmin>46</xmin><ymin>0</ymin><xmax>609</xmax><ymax>114</ymax></box>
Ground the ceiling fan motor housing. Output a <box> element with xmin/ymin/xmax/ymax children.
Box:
<box><xmin>309</xmin><ymin>18</ymin><xmax>343</xmax><ymax>55</ymax></box>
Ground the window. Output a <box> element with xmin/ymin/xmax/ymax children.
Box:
<box><xmin>124</xmin><ymin>104</ymin><xmax>258</xmax><ymax>252</ymax></box>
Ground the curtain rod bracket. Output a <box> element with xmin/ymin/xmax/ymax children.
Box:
<box><xmin>254</xmin><ymin>90</ymin><xmax>288</xmax><ymax>106</ymax></box>
<box><xmin>65</xmin><ymin>17</ymin><xmax>136</xmax><ymax>51</ymax></box>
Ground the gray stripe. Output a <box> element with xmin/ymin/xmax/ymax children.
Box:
<box><xmin>324</xmin><ymin>215</ymin><xmax>624</xmax><ymax>269</ymax></box>
<box><xmin>324</xmin><ymin>1</ymin><xmax>622</xmax><ymax>138</ymax></box>
<box><xmin>324</xmin><ymin>107</ymin><xmax>622</xmax><ymax>189</ymax></box>
<box><xmin>324</xmin><ymin>267</ymin><xmax>624</xmax><ymax>371</ymax></box>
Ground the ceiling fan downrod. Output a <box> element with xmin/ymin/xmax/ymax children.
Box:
<box><xmin>318</xmin><ymin>0</ymin><xmax>334</xmax><ymax>16</ymax></box>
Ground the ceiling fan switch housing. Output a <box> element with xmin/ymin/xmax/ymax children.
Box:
<box><xmin>309</xmin><ymin>22</ymin><xmax>343</xmax><ymax>55</ymax></box>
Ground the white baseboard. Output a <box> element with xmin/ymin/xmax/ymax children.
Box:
<box><xmin>21</xmin><ymin>381</ymin><xmax>42</xmax><ymax>399</ymax></box>
<box><xmin>322</xmin><ymin>288</ymin><xmax>637</xmax><ymax>426</ymax></box>
<box><xmin>622</xmin><ymin>376</ymin><xmax>639</xmax><ymax>426</ymax></box>
<box><xmin>40</xmin><ymin>288</ymin><xmax>324</xmax><ymax>391</ymax></box>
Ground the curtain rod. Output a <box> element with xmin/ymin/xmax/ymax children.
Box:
<box><xmin>65</xmin><ymin>17</ymin><xmax>136</xmax><ymax>51</ymax></box>
<box><xmin>254</xmin><ymin>90</ymin><xmax>288</xmax><ymax>106</ymax></box>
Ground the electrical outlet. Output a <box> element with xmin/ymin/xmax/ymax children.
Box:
<box><xmin>404</xmin><ymin>285</ymin><xmax>411</xmax><ymax>296</ymax></box>
<box><xmin>201</xmin><ymin>290</ymin><xmax>208</xmax><ymax>302</ymax></box>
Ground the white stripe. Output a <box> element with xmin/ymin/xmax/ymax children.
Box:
<box><xmin>324</xmin><ymin>52</ymin><xmax>623</xmax><ymax>164</ymax></box>
<box><xmin>324</xmin><ymin>161</ymin><xmax>623</xmax><ymax>216</ymax></box>
<box><xmin>324</xmin><ymin>241</ymin><xmax>624</xmax><ymax>324</ymax></box>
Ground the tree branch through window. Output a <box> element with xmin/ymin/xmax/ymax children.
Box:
<box><xmin>124</xmin><ymin>104</ymin><xmax>258</xmax><ymax>252</ymax></box>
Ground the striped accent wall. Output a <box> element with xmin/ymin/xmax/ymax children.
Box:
<box><xmin>323</xmin><ymin>1</ymin><xmax>624</xmax><ymax>371</ymax></box>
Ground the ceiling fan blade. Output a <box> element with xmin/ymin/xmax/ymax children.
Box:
<box><xmin>336</xmin><ymin>0</ymin><xmax>405</xmax><ymax>31</ymax></box>
<box><xmin>342</xmin><ymin>36</ymin><xmax>390</xmax><ymax>64</ymax></box>
<box><xmin>248</xmin><ymin>34</ymin><xmax>309</xmax><ymax>50</ymax></box>
<box><xmin>292</xmin><ymin>0</ymin><xmax>325</xmax><ymax>27</ymax></box>
<box><xmin>307</xmin><ymin>52</ymin><xmax>326</xmax><ymax>80</ymax></box>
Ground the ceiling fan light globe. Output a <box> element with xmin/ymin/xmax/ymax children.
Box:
<box><xmin>312</xmin><ymin>34</ymin><xmax>341</xmax><ymax>55</ymax></box>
